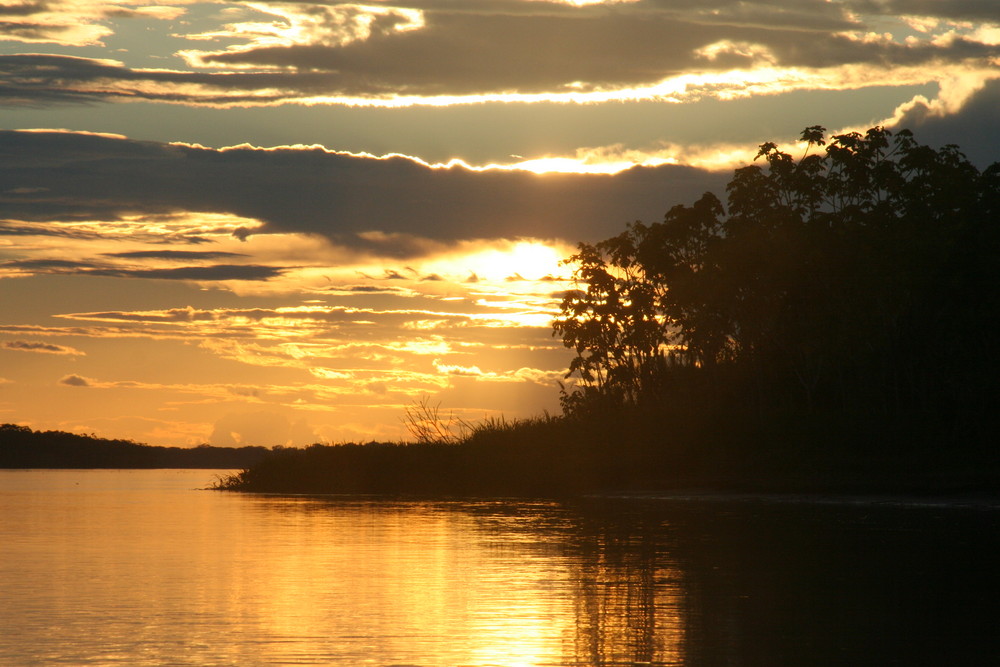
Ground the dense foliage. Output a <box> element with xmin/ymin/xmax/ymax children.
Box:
<box><xmin>554</xmin><ymin>127</ymin><xmax>999</xmax><ymax>454</ymax></box>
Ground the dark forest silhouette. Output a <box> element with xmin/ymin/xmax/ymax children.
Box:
<box><xmin>554</xmin><ymin>126</ymin><xmax>997</xmax><ymax>438</ymax></box>
<box><xmin>0</xmin><ymin>423</ymin><xmax>269</xmax><ymax>469</ymax></box>
<box><xmin>214</xmin><ymin>126</ymin><xmax>999</xmax><ymax>497</ymax></box>
<box><xmin>546</xmin><ymin>126</ymin><xmax>999</xmax><ymax>472</ymax></box>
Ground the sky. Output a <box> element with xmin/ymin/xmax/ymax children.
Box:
<box><xmin>1</xmin><ymin>0</ymin><xmax>998</xmax><ymax>447</ymax></box>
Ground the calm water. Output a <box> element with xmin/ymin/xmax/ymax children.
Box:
<box><xmin>1</xmin><ymin>470</ymin><xmax>998</xmax><ymax>666</ymax></box>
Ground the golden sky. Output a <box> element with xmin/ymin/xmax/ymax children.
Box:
<box><xmin>1</xmin><ymin>0</ymin><xmax>998</xmax><ymax>445</ymax></box>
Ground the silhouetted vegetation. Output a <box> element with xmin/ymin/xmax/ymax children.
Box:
<box><xmin>546</xmin><ymin>127</ymin><xmax>998</xmax><ymax>483</ymax></box>
<box><xmin>213</xmin><ymin>127</ymin><xmax>1000</xmax><ymax>496</ymax></box>
<box><xmin>0</xmin><ymin>423</ymin><xmax>270</xmax><ymax>469</ymax></box>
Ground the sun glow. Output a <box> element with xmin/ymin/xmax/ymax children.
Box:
<box><xmin>449</xmin><ymin>241</ymin><xmax>567</xmax><ymax>282</ymax></box>
<box><xmin>505</xmin><ymin>155</ymin><xmax>676</xmax><ymax>174</ymax></box>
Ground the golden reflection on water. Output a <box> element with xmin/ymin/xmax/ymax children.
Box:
<box><xmin>244</xmin><ymin>497</ymin><xmax>687</xmax><ymax>666</ymax></box>
<box><xmin>572</xmin><ymin>540</ymin><xmax>685</xmax><ymax>665</ymax></box>
<box><xmin>0</xmin><ymin>471</ymin><xmax>689</xmax><ymax>666</ymax></box>
<box><xmin>249</xmin><ymin>499</ymin><xmax>577</xmax><ymax>665</ymax></box>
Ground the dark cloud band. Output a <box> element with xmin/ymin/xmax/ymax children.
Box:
<box><xmin>0</xmin><ymin>130</ymin><xmax>728</xmax><ymax>251</ymax></box>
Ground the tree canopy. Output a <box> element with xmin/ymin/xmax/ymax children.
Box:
<box><xmin>553</xmin><ymin>126</ymin><xmax>999</xmax><ymax>449</ymax></box>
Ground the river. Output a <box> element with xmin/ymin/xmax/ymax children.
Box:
<box><xmin>1</xmin><ymin>469</ymin><xmax>998</xmax><ymax>666</ymax></box>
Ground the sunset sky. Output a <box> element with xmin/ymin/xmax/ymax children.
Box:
<box><xmin>2</xmin><ymin>0</ymin><xmax>998</xmax><ymax>447</ymax></box>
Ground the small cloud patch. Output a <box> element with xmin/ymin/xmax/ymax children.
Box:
<box><xmin>102</xmin><ymin>250</ymin><xmax>249</xmax><ymax>260</ymax></box>
<box><xmin>59</xmin><ymin>374</ymin><xmax>92</xmax><ymax>387</ymax></box>
<box><xmin>3</xmin><ymin>340</ymin><xmax>84</xmax><ymax>355</ymax></box>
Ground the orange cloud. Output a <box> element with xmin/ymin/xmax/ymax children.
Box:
<box><xmin>2</xmin><ymin>340</ymin><xmax>85</xmax><ymax>355</ymax></box>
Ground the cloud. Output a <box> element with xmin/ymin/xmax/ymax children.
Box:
<box><xmin>0</xmin><ymin>129</ymin><xmax>728</xmax><ymax>250</ymax></box>
<box><xmin>87</xmin><ymin>264</ymin><xmax>288</xmax><ymax>281</ymax></box>
<box><xmin>181</xmin><ymin>2</ymin><xmax>425</xmax><ymax>57</ymax></box>
<box><xmin>434</xmin><ymin>361</ymin><xmax>483</xmax><ymax>377</ymax></box>
<box><xmin>0</xmin><ymin>210</ymin><xmax>262</xmax><ymax>247</ymax></box>
<box><xmin>173</xmin><ymin>1</ymin><xmax>882</xmax><ymax>95</ymax></box>
<box><xmin>58</xmin><ymin>374</ymin><xmax>92</xmax><ymax>387</ymax></box>
<box><xmin>0</xmin><ymin>0</ymin><xmax>185</xmax><ymax>47</ymax></box>
<box><xmin>1</xmin><ymin>259</ymin><xmax>98</xmax><ymax>272</ymax></box>
<box><xmin>103</xmin><ymin>250</ymin><xmax>249</xmax><ymax>260</ymax></box>
<box><xmin>20</xmin><ymin>288</ymin><xmax>569</xmax><ymax>403</ymax></box>
<box><xmin>856</xmin><ymin>0</ymin><xmax>1000</xmax><ymax>23</ymax></box>
<box><xmin>181</xmin><ymin>8</ymin><xmax>723</xmax><ymax>93</ymax></box>
<box><xmin>59</xmin><ymin>306</ymin><xmax>213</xmax><ymax>325</ymax></box>
<box><xmin>0</xmin><ymin>3</ymin><xmax>997</xmax><ymax>107</ymax></box>
<box><xmin>2</xmin><ymin>340</ymin><xmax>84</xmax><ymax>355</ymax></box>
<box><xmin>53</xmin><ymin>304</ymin><xmax>559</xmax><ymax>347</ymax></box>
<box><xmin>882</xmin><ymin>77</ymin><xmax>1000</xmax><ymax>168</ymax></box>
<box><xmin>0</xmin><ymin>254</ymin><xmax>286</xmax><ymax>282</ymax></box>
<box><xmin>0</xmin><ymin>53</ymin><xmax>304</xmax><ymax>107</ymax></box>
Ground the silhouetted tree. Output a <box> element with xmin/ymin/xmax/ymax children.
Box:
<box><xmin>554</xmin><ymin>126</ymin><xmax>998</xmax><ymax>450</ymax></box>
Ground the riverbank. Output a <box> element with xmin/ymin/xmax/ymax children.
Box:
<box><xmin>210</xmin><ymin>408</ymin><xmax>999</xmax><ymax>499</ymax></box>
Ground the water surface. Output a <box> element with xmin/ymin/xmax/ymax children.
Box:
<box><xmin>1</xmin><ymin>470</ymin><xmax>997</xmax><ymax>666</ymax></box>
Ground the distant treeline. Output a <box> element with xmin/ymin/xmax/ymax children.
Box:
<box><xmin>0</xmin><ymin>424</ymin><xmax>270</xmax><ymax>469</ymax></box>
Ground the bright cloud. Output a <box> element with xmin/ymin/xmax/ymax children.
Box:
<box><xmin>0</xmin><ymin>1</ymin><xmax>996</xmax><ymax>113</ymax></box>
<box><xmin>0</xmin><ymin>0</ymin><xmax>186</xmax><ymax>47</ymax></box>
<box><xmin>181</xmin><ymin>2</ymin><xmax>426</xmax><ymax>67</ymax></box>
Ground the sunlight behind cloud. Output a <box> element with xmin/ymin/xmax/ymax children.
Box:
<box><xmin>433</xmin><ymin>240</ymin><xmax>567</xmax><ymax>282</ymax></box>
<box><xmin>0</xmin><ymin>212</ymin><xmax>575</xmax><ymax>444</ymax></box>
<box><xmin>503</xmin><ymin>155</ymin><xmax>677</xmax><ymax>174</ymax></box>
<box><xmin>538</xmin><ymin>0</ymin><xmax>641</xmax><ymax>4</ymax></box>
